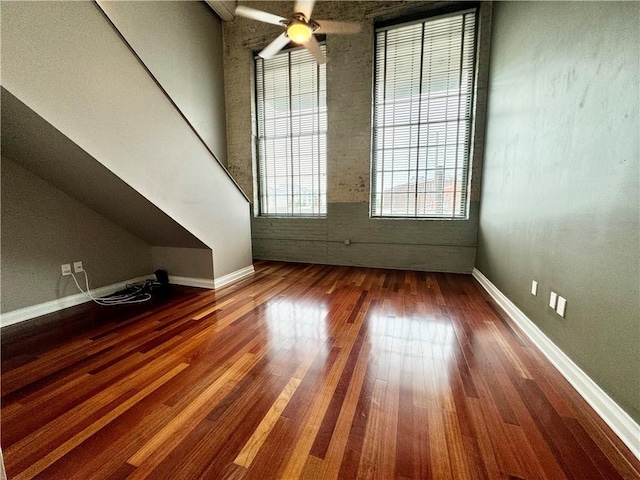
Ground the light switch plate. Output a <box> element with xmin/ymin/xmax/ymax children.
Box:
<box><xmin>531</xmin><ymin>281</ymin><xmax>538</xmax><ymax>296</ymax></box>
<box><xmin>556</xmin><ymin>296</ymin><xmax>567</xmax><ymax>317</ymax></box>
<box><xmin>549</xmin><ymin>291</ymin><xmax>558</xmax><ymax>309</ymax></box>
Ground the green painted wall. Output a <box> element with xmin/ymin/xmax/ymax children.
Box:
<box><xmin>476</xmin><ymin>2</ymin><xmax>639</xmax><ymax>422</ymax></box>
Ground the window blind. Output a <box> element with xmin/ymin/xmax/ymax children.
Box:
<box><xmin>255</xmin><ymin>45</ymin><xmax>327</xmax><ymax>216</ymax></box>
<box><xmin>372</xmin><ymin>10</ymin><xmax>477</xmax><ymax>218</ymax></box>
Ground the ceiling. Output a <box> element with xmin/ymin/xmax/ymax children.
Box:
<box><xmin>205</xmin><ymin>0</ymin><xmax>237</xmax><ymax>21</ymax></box>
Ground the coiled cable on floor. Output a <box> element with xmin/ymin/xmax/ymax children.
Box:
<box><xmin>70</xmin><ymin>269</ymin><xmax>152</xmax><ymax>306</ymax></box>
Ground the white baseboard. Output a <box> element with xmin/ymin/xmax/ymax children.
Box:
<box><xmin>213</xmin><ymin>265</ymin><xmax>255</xmax><ymax>289</ymax></box>
<box><xmin>168</xmin><ymin>275</ymin><xmax>215</xmax><ymax>289</ymax></box>
<box><xmin>169</xmin><ymin>265</ymin><xmax>254</xmax><ymax>290</ymax></box>
<box><xmin>1</xmin><ymin>266</ymin><xmax>257</xmax><ymax>327</ymax></box>
<box><xmin>0</xmin><ymin>274</ymin><xmax>153</xmax><ymax>328</ymax></box>
<box><xmin>472</xmin><ymin>268</ymin><xmax>640</xmax><ymax>460</ymax></box>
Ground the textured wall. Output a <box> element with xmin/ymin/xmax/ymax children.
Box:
<box><xmin>224</xmin><ymin>1</ymin><xmax>491</xmax><ymax>273</ymax></box>
<box><xmin>477</xmin><ymin>2</ymin><xmax>639</xmax><ymax>422</ymax></box>
<box><xmin>1</xmin><ymin>158</ymin><xmax>153</xmax><ymax>313</ymax></box>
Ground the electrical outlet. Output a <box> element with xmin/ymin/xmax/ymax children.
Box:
<box><xmin>556</xmin><ymin>296</ymin><xmax>567</xmax><ymax>317</ymax></box>
<box><xmin>549</xmin><ymin>291</ymin><xmax>557</xmax><ymax>309</ymax></box>
<box><xmin>73</xmin><ymin>261</ymin><xmax>84</xmax><ymax>273</ymax></box>
<box><xmin>531</xmin><ymin>280</ymin><xmax>538</xmax><ymax>296</ymax></box>
<box><xmin>61</xmin><ymin>264</ymin><xmax>72</xmax><ymax>276</ymax></box>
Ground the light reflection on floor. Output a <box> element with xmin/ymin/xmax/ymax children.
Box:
<box><xmin>260</xmin><ymin>283</ymin><xmax>468</xmax><ymax>403</ymax></box>
<box><xmin>262</xmin><ymin>296</ymin><xmax>330</xmax><ymax>365</ymax></box>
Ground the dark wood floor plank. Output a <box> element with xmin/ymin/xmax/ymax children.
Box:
<box><xmin>492</xmin><ymin>368</ymin><xmax>571</xmax><ymax>480</ymax></box>
<box><xmin>514</xmin><ymin>377</ymin><xmax>606</xmax><ymax>480</ymax></box>
<box><xmin>310</xmin><ymin>297</ymin><xmax>372</xmax><ymax>460</ymax></box>
<box><xmin>1</xmin><ymin>262</ymin><xmax>638</xmax><ymax>480</ymax></box>
<box><xmin>316</xmin><ymin>339</ymin><xmax>374</xmax><ymax>479</ymax></box>
<box><xmin>336</xmin><ymin>350</ymin><xmax>378</xmax><ymax>479</ymax></box>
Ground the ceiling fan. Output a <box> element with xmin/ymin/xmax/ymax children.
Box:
<box><xmin>235</xmin><ymin>1</ymin><xmax>361</xmax><ymax>64</ymax></box>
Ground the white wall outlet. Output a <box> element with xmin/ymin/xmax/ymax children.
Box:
<box><xmin>549</xmin><ymin>291</ymin><xmax>558</xmax><ymax>309</ymax></box>
<box><xmin>556</xmin><ymin>296</ymin><xmax>567</xmax><ymax>317</ymax></box>
<box><xmin>531</xmin><ymin>280</ymin><xmax>538</xmax><ymax>296</ymax></box>
<box><xmin>61</xmin><ymin>264</ymin><xmax>72</xmax><ymax>276</ymax></box>
<box><xmin>73</xmin><ymin>261</ymin><xmax>83</xmax><ymax>273</ymax></box>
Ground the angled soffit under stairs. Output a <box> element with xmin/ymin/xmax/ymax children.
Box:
<box><xmin>1</xmin><ymin>87</ymin><xmax>206</xmax><ymax>249</ymax></box>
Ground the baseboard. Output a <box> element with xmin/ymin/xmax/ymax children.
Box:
<box><xmin>0</xmin><ymin>274</ymin><xmax>153</xmax><ymax>328</ymax></box>
<box><xmin>169</xmin><ymin>266</ymin><xmax>255</xmax><ymax>290</ymax></box>
<box><xmin>214</xmin><ymin>265</ymin><xmax>255</xmax><ymax>289</ymax></box>
<box><xmin>168</xmin><ymin>275</ymin><xmax>215</xmax><ymax>289</ymax></box>
<box><xmin>472</xmin><ymin>268</ymin><xmax>640</xmax><ymax>460</ymax></box>
<box><xmin>1</xmin><ymin>267</ymin><xmax>257</xmax><ymax>327</ymax></box>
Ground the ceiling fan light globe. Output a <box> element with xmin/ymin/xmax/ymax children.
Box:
<box><xmin>287</xmin><ymin>21</ymin><xmax>313</xmax><ymax>44</ymax></box>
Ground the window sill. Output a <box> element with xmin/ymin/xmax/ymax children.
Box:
<box><xmin>370</xmin><ymin>216</ymin><xmax>470</xmax><ymax>221</ymax></box>
<box><xmin>255</xmin><ymin>215</ymin><xmax>328</xmax><ymax>220</ymax></box>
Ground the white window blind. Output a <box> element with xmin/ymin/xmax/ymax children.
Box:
<box><xmin>256</xmin><ymin>45</ymin><xmax>327</xmax><ymax>216</ymax></box>
<box><xmin>372</xmin><ymin>10</ymin><xmax>477</xmax><ymax>218</ymax></box>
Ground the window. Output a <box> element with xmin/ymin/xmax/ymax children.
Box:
<box><xmin>255</xmin><ymin>45</ymin><xmax>327</xmax><ymax>216</ymax></box>
<box><xmin>372</xmin><ymin>9</ymin><xmax>478</xmax><ymax>218</ymax></box>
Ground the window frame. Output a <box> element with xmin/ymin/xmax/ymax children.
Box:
<box><xmin>370</xmin><ymin>6</ymin><xmax>480</xmax><ymax>220</ymax></box>
<box><xmin>254</xmin><ymin>42</ymin><xmax>327</xmax><ymax>218</ymax></box>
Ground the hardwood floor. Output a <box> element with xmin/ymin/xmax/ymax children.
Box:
<box><xmin>1</xmin><ymin>261</ymin><xmax>638</xmax><ymax>479</ymax></box>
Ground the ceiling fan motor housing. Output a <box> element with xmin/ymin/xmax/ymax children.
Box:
<box><xmin>286</xmin><ymin>20</ymin><xmax>314</xmax><ymax>44</ymax></box>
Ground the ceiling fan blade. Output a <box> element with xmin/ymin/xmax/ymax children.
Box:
<box><xmin>294</xmin><ymin>0</ymin><xmax>315</xmax><ymax>20</ymax></box>
<box><xmin>235</xmin><ymin>5</ymin><xmax>286</xmax><ymax>26</ymax></box>
<box><xmin>315</xmin><ymin>20</ymin><xmax>362</xmax><ymax>34</ymax></box>
<box><xmin>304</xmin><ymin>35</ymin><xmax>326</xmax><ymax>64</ymax></box>
<box><xmin>259</xmin><ymin>32</ymin><xmax>292</xmax><ymax>59</ymax></box>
